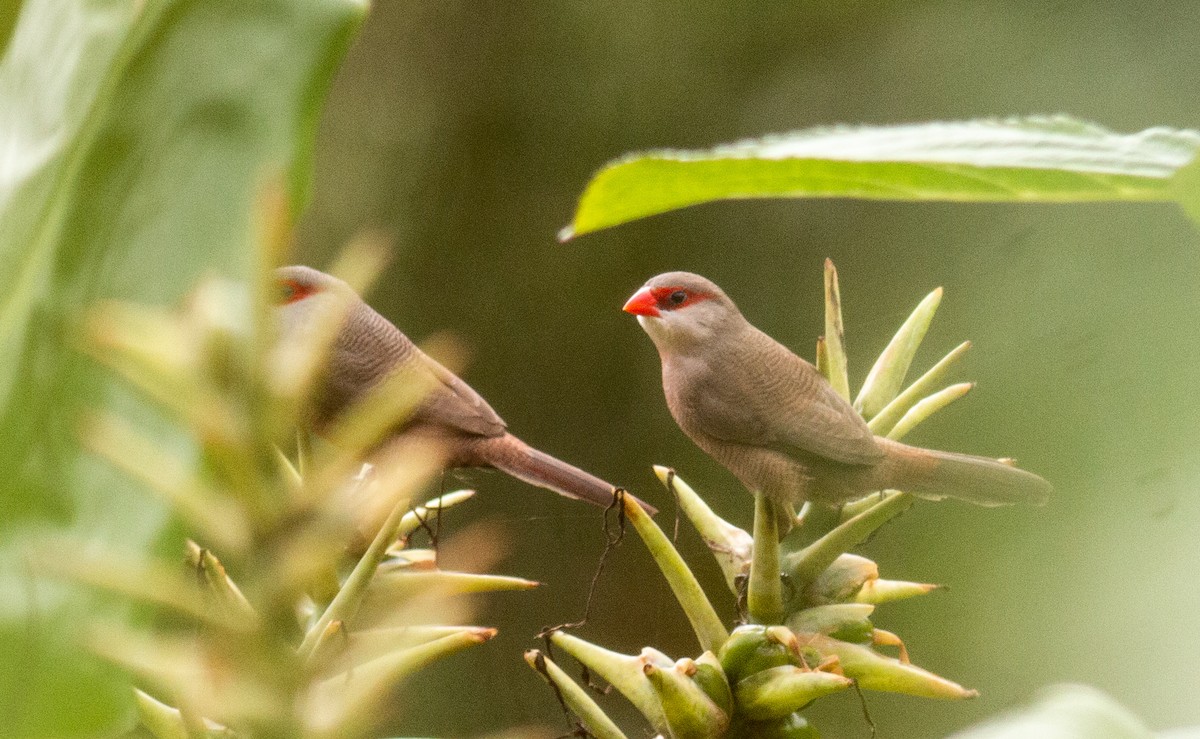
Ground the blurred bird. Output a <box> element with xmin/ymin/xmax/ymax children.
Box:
<box><xmin>624</xmin><ymin>271</ymin><xmax>1049</xmax><ymax>524</ymax></box>
<box><xmin>277</xmin><ymin>265</ymin><xmax>653</xmax><ymax>513</ymax></box>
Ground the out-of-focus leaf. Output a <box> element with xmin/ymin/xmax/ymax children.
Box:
<box><xmin>0</xmin><ymin>0</ymin><xmax>364</xmax><ymax>732</ymax></box>
<box><xmin>0</xmin><ymin>617</ymin><xmax>134</xmax><ymax>738</ymax></box>
<box><xmin>947</xmin><ymin>684</ymin><xmax>1154</xmax><ymax>739</ymax></box>
<box><xmin>563</xmin><ymin>117</ymin><xmax>1200</xmax><ymax>237</ymax></box>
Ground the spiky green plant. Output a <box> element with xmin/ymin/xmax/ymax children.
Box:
<box><xmin>527</xmin><ymin>260</ymin><xmax>1002</xmax><ymax>738</ymax></box>
<box><xmin>29</xmin><ymin>201</ymin><xmax>533</xmax><ymax>738</ymax></box>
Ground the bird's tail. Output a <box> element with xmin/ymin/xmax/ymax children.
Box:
<box><xmin>877</xmin><ymin>437</ymin><xmax>1051</xmax><ymax>506</ymax></box>
<box><xmin>480</xmin><ymin>434</ymin><xmax>657</xmax><ymax>515</ymax></box>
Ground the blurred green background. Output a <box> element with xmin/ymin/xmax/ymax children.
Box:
<box><xmin>283</xmin><ymin>2</ymin><xmax>1200</xmax><ymax>737</ymax></box>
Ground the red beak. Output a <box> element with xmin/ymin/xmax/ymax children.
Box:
<box><xmin>623</xmin><ymin>286</ymin><xmax>660</xmax><ymax>317</ymax></box>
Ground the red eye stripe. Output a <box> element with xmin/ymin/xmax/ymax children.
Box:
<box><xmin>649</xmin><ymin>286</ymin><xmax>712</xmax><ymax>310</ymax></box>
<box><xmin>279</xmin><ymin>278</ymin><xmax>316</xmax><ymax>305</ymax></box>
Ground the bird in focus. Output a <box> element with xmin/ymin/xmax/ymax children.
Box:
<box><xmin>623</xmin><ymin>271</ymin><xmax>1050</xmax><ymax>524</ymax></box>
<box><xmin>276</xmin><ymin>265</ymin><xmax>653</xmax><ymax>513</ymax></box>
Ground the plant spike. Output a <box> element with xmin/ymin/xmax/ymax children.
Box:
<box><xmin>524</xmin><ymin>650</ymin><xmax>629</xmax><ymax>739</ymax></box>
<box><xmin>644</xmin><ymin>658</ymin><xmax>731</xmax><ymax>738</ymax></box>
<box><xmin>549</xmin><ymin>631</ymin><xmax>671</xmax><ymax>734</ymax></box>
<box><xmin>300</xmin><ymin>491</ymin><xmax>419</xmax><ymax>661</ymax></box>
<box><xmin>310</xmin><ymin>629</ymin><xmax>496</xmax><ymax>736</ymax></box>
<box><xmin>868</xmin><ymin>340</ymin><xmax>971</xmax><ymax>436</ymax></box>
<box><xmin>734</xmin><ymin>665</ymin><xmax>853</xmax><ymax>720</ymax></box>
<box><xmin>623</xmin><ymin>493</ymin><xmax>729</xmax><ymax>653</ymax></box>
<box><xmin>782</xmin><ymin>492</ymin><xmax>913</xmax><ymax>593</ymax></box>
<box><xmin>800</xmin><ymin>634</ymin><xmax>978</xmax><ymax>700</ymax></box>
<box><xmin>886</xmin><ymin>382</ymin><xmax>974</xmax><ymax>441</ymax></box>
<box><xmin>653</xmin><ymin>466</ymin><xmax>752</xmax><ymax>592</ymax></box>
<box><xmin>822</xmin><ymin>258</ymin><xmax>852</xmax><ymax>402</ymax></box>
<box><xmin>855</xmin><ymin>286</ymin><xmax>943</xmax><ymax>417</ymax></box>
<box><xmin>856</xmin><ymin>578</ymin><xmax>940</xmax><ymax>605</ymax></box>
<box><xmin>393</xmin><ymin>489</ymin><xmax>476</xmax><ymax>542</ymax></box>
<box><xmin>185</xmin><ymin>541</ymin><xmax>257</xmax><ymax>624</ymax></box>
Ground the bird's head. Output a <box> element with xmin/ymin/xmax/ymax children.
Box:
<box><xmin>274</xmin><ymin>265</ymin><xmax>359</xmax><ymax>340</ymax></box>
<box><xmin>623</xmin><ymin>271</ymin><xmax>741</xmax><ymax>351</ymax></box>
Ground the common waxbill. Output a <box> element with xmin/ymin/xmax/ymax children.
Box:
<box><xmin>624</xmin><ymin>271</ymin><xmax>1050</xmax><ymax>515</ymax></box>
<box><xmin>277</xmin><ymin>266</ymin><xmax>652</xmax><ymax>513</ymax></box>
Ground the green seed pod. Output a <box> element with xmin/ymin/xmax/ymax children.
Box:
<box><xmin>787</xmin><ymin>604</ymin><xmax>876</xmax><ymax>644</ymax></box>
<box><xmin>734</xmin><ymin>665</ymin><xmax>852</xmax><ymax>720</ymax></box>
<box><xmin>718</xmin><ymin>625</ymin><xmax>797</xmax><ymax>684</ymax></box>
<box><xmin>644</xmin><ymin>659</ymin><xmax>730</xmax><ymax>739</ymax></box>
<box><xmin>804</xmin><ymin>554</ymin><xmax>878</xmax><ymax>604</ymax></box>
<box><xmin>693</xmin><ymin>651</ymin><xmax>734</xmax><ymax>716</ymax></box>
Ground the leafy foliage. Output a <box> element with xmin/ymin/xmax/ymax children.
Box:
<box><xmin>0</xmin><ymin>0</ymin><xmax>362</xmax><ymax>733</ymax></box>
<box><xmin>562</xmin><ymin>117</ymin><xmax>1200</xmax><ymax>238</ymax></box>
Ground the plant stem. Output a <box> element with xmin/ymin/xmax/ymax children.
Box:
<box><xmin>747</xmin><ymin>492</ymin><xmax>783</xmax><ymax>624</ymax></box>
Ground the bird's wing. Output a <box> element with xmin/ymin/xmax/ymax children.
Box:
<box><xmin>416</xmin><ymin>353</ymin><xmax>508</xmax><ymax>438</ymax></box>
<box><xmin>687</xmin><ymin>328</ymin><xmax>883</xmax><ymax>466</ymax></box>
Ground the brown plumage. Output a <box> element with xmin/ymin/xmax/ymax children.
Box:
<box><xmin>624</xmin><ymin>271</ymin><xmax>1050</xmax><ymax>517</ymax></box>
<box><xmin>277</xmin><ymin>266</ymin><xmax>653</xmax><ymax>513</ymax></box>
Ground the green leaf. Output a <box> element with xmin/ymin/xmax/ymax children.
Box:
<box><xmin>0</xmin><ymin>0</ymin><xmax>364</xmax><ymax>732</ymax></box>
<box><xmin>562</xmin><ymin>117</ymin><xmax>1200</xmax><ymax>237</ymax></box>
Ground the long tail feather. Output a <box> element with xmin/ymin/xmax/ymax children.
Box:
<box><xmin>481</xmin><ymin>434</ymin><xmax>658</xmax><ymax>514</ymax></box>
<box><xmin>878</xmin><ymin>437</ymin><xmax>1051</xmax><ymax>506</ymax></box>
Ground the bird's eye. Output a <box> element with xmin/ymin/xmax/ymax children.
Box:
<box><xmin>278</xmin><ymin>279</ymin><xmax>313</xmax><ymax>305</ymax></box>
<box><xmin>669</xmin><ymin>290</ymin><xmax>688</xmax><ymax>305</ymax></box>
<box><xmin>278</xmin><ymin>281</ymin><xmax>296</xmax><ymax>303</ymax></box>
